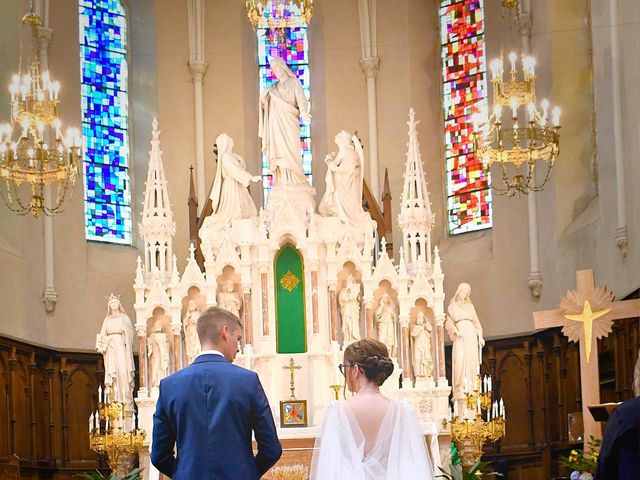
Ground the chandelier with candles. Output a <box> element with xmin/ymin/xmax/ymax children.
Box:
<box><xmin>473</xmin><ymin>3</ymin><xmax>561</xmax><ymax>196</ymax></box>
<box><xmin>245</xmin><ymin>0</ymin><xmax>313</xmax><ymax>30</ymax></box>
<box><xmin>0</xmin><ymin>9</ymin><xmax>81</xmax><ymax>217</ymax></box>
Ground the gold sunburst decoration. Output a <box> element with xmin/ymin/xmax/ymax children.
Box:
<box><xmin>280</xmin><ymin>271</ymin><xmax>300</xmax><ymax>292</ymax></box>
<box><xmin>560</xmin><ymin>286</ymin><xmax>614</xmax><ymax>363</ymax></box>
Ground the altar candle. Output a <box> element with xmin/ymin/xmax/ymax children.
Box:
<box><xmin>105</xmin><ymin>417</ymin><xmax>109</xmax><ymax>432</ymax></box>
<box><xmin>552</xmin><ymin>106</ymin><xmax>561</xmax><ymax>127</ymax></box>
<box><xmin>98</xmin><ymin>385</ymin><xmax>102</xmax><ymax>402</ymax></box>
<box><xmin>488</xmin><ymin>376</ymin><xmax>492</xmax><ymax>392</ymax></box>
<box><xmin>476</xmin><ymin>397</ymin><xmax>481</xmax><ymax>413</ymax></box>
<box><xmin>89</xmin><ymin>414</ymin><xmax>93</xmax><ymax>432</ymax></box>
<box><xmin>499</xmin><ymin>398</ymin><xmax>505</xmax><ymax>418</ymax></box>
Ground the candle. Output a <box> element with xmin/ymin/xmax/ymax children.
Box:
<box><xmin>105</xmin><ymin>417</ymin><xmax>109</xmax><ymax>432</ymax></box>
<box><xmin>527</xmin><ymin>103</ymin><xmax>535</xmax><ymax>123</ymax></box>
<box><xmin>499</xmin><ymin>398</ymin><xmax>505</xmax><ymax>418</ymax></box>
<box><xmin>509</xmin><ymin>51</ymin><xmax>518</xmax><ymax>72</ymax></box>
<box><xmin>488</xmin><ymin>376</ymin><xmax>492</xmax><ymax>392</ymax></box>
<box><xmin>490</xmin><ymin>58</ymin><xmax>502</xmax><ymax>79</ymax></box>
<box><xmin>89</xmin><ymin>414</ymin><xmax>93</xmax><ymax>433</ymax></box>
<box><xmin>453</xmin><ymin>402</ymin><xmax>459</xmax><ymax>418</ymax></box>
<box><xmin>494</xmin><ymin>104</ymin><xmax>502</xmax><ymax>123</ymax></box>
<box><xmin>510</xmin><ymin>97</ymin><xmax>519</xmax><ymax>119</ymax></box>
<box><xmin>476</xmin><ymin>397</ymin><xmax>481</xmax><ymax>413</ymax></box>
<box><xmin>552</xmin><ymin>106</ymin><xmax>561</xmax><ymax>127</ymax></box>
<box><xmin>98</xmin><ymin>385</ymin><xmax>102</xmax><ymax>402</ymax></box>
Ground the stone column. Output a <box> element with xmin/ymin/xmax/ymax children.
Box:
<box><xmin>261</xmin><ymin>271</ymin><xmax>269</xmax><ymax>336</ymax></box>
<box><xmin>136</xmin><ymin>327</ymin><xmax>148</xmax><ymax>389</ymax></box>
<box><xmin>329</xmin><ymin>288</ymin><xmax>338</xmax><ymax>342</ymax></box>
<box><xmin>399</xmin><ymin>314</ymin><xmax>411</xmax><ymax>385</ymax></box>
<box><xmin>311</xmin><ymin>270</ymin><xmax>319</xmax><ymax>334</ymax></box>
<box><xmin>436</xmin><ymin>315</ymin><xmax>446</xmax><ymax>385</ymax></box>
<box><xmin>360</xmin><ymin>57</ymin><xmax>380</xmax><ymax>199</ymax></box>
<box><xmin>243</xmin><ymin>288</ymin><xmax>253</xmax><ymax>345</ymax></box>
<box><xmin>171</xmin><ymin>326</ymin><xmax>182</xmax><ymax>373</ymax></box>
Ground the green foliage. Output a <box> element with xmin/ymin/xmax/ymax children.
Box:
<box><xmin>437</xmin><ymin>460</ymin><xmax>503</xmax><ymax>480</ymax></box>
<box><xmin>75</xmin><ymin>467</ymin><xmax>143</xmax><ymax>480</ymax></box>
<box><xmin>559</xmin><ymin>437</ymin><xmax>601</xmax><ymax>474</ymax></box>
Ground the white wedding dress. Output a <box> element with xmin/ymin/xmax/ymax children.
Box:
<box><xmin>310</xmin><ymin>399</ymin><xmax>435</xmax><ymax>480</ymax></box>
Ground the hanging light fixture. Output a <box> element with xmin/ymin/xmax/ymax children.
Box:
<box><xmin>472</xmin><ymin>1</ymin><xmax>561</xmax><ymax>197</ymax></box>
<box><xmin>0</xmin><ymin>8</ymin><xmax>81</xmax><ymax>217</ymax></box>
<box><xmin>245</xmin><ymin>0</ymin><xmax>314</xmax><ymax>30</ymax></box>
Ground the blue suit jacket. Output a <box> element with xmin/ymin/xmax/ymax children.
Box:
<box><xmin>151</xmin><ymin>354</ymin><xmax>282</xmax><ymax>479</ymax></box>
<box><xmin>595</xmin><ymin>396</ymin><xmax>640</xmax><ymax>480</ymax></box>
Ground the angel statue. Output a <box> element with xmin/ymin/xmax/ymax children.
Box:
<box><xmin>208</xmin><ymin>133</ymin><xmax>261</xmax><ymax>228</ymax></box>
<box><xmin>96</xmin><ymin>294</ymin><xmax>136</xmax><ymax>405</ymax></box>
<box><xmin>319</xmin><ymin>131</ymin><xmax>372</xmax><ymax>229</ymax></box>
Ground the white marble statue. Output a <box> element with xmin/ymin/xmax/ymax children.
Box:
<box><xmin>259</xmin><ymin>56</ymin><xmax>311</xmax><ymax>185</ymax></box>
<box><xmin>209</xmin><ymin>133</ymin><xmax>261</xmax><ymax>226</ymax></box>
<box><xmin>445</xmin><ymin>283</ymin><xmax>485</xmax><ymax>396</ymax></box>
<box><xmin>319</xmin><ymin>131</ymin><xmax>371</xmax><ymax>228</ymax></box>
<box><xmin>339</xmin><ymin>274</ymin><xmax>361</xmax><ymax>345</ymax></box>
<box><xmin>217</xmin><ymin>280</ymin><xmax>242</xmax><ymax>318</ymax></box>
<box><xmin>147</xmin><ymin>319</ymin><xmax>170</xmax><ymax>388</ymax></box>
<box><xmin>375</xmin><ymin>293</ymin><xmax>398</xmax><ymax>357</ymax></box>
<box><xmin>411</xmin><ymin>311</ymin><xmax>433</xmax><ymax>379</ymax></box>
<box><xmin>183</xmin><ymin>300</ymin><xmax>200</xmax><ymax>365</ymax></box>
<box><xmin>96</xmin><ymin>295</ymin><xmax>136</xmax><ymax>405</ymax></box>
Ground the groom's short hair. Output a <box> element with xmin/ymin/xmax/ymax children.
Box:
<box><xmin>197</xmin><ymin>306</ymin><xmax>242</xmax><ymax>345</ymax></box>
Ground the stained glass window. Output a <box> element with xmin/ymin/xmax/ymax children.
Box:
<box><xmin>257</xmin><ymin>5</ymin><xmax>312</xmax><ymax>200</ymax></box>
<box><xmin>79</xmin><ymin>0</ymin><xmax>132</xmax><ymax>244</ymax></box>
<box><xmin>439</xmin><ymin>0</ymin><xmax>492</xmax><ymax>234</ymax></box>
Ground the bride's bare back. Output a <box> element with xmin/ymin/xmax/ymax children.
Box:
<box><xmin>345</xmin><ymin>392</ymin><xmax>391</xmax><ymax>455</ymax></box>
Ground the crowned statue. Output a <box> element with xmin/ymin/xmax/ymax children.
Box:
<box><xmin>259</xmin><ymin>56</ymin><xmax>311</xmax><ymax>186</ymax></box>
<box><xmin>183</xmin><ymin>300</ymin><xmax>200</xmax><ymax>365</ymax></box>
<box><xmin>96</xmin><ymin>294</ymin><xmax>136</xmax><ymax>405</ymax></box>
<box><xmin>445</xmin><ymin>283</ymin><xmax>485</xmax><ymax>398</ymax></box>
<box><xmin>375</xmin><ymin>293</ymin><xmax>398</xmax><ymax>358</ymax></box>
<box><xmin>339</xmin><ymin>274</ymin><xmax>362</xmax><ymax>346</ymax></box>
<box><xmin>319</xmin><ymin>131</ymin><xmax>372</xmax><ymax>229</ymax></box>
<box><xmin>208</xmin><ymin>133</ymin><xmax>261</xmax><ymax>227</ymax></box>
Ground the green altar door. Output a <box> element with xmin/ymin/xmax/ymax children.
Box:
<box><xmin>274</xmin><ymin>244</ymin><xmax>307</xmax><ymax>353</ymax></box>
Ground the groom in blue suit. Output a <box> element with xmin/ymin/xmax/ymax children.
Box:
<box><xmin>151</xmin><ymin>306</ymin><xmax>282</xmax><ymax>479</ymax></box>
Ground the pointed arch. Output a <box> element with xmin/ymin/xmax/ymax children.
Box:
<box><xmin>274</xmin><ymin>243</ymin><xmax>307</xmax><ymax>353</ymax></box>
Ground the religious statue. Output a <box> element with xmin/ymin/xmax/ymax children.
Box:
<box><xmin>147</xmin><ymin>318</ymin><xmax>170</xmax><ymax>388</ymax></box>
<box><xmin>95</xmin><ymin>294</ymin><xmax>136</xmax><ymax>405</ymax></box>
<box><xmin>209</xmin><ymin>133</ymin><xmax>261</xmax><ymax>226</ymax></box>
<box><xmin>339</xmin><ymin>274</ymin><xmax>361</xmax><ymax>346</ymax></box>
<box><xmin>445</xmin><ymin>283</ymin><xmax>485</xmax><ymax>397</ymax></box>
<box><xmin>375</xmin><ymin>293</ymin><xmax>398</xmax><ymax>357</ymax></box>
<box><xmin>217</xmin><ymin>280</ymin><xmax>242</xmax><ymax>318</ymax></box>
<box><xmin>319</xmin><ymin>131</ymin><xmax>371</xmax><ymax>229</ymax></box>
<box><xmin>410</xmin><ymin>310</ymin><xmax>433</xmax><ymax>379</ymax></box>
<box><xmin>183</xmin><ymin>300</ymin><xmax>200</xmax><ymax>365</ymax></box>
<box><xmin>259</xmin><ymin>56</ymin><xmax>311</xmax><ymax>186</ymax></box>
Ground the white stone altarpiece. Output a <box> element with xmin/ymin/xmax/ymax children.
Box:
<box><xmin>125</xmin><ymin>107</ymin><xmax>456</xmax><ymax>474</ymax></box>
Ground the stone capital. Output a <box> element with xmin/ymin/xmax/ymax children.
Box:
<box><xmin>360</xmin><ymin>56</ymin><xmax>380</xmax><ymax>79</ymax></box>
<box><xmin>188</xmin><ymin>60</ymin><xmax>209</xmax><ymax>82</ymax></box>
<box><xmin>527</xmin><ymin>271</ymin><xmax>543</xmax><ymax>298</ymax></box>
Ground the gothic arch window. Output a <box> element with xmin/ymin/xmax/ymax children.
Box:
<box><xmin>439</xmin><ymin>0</ymin><xmax>492</xmax><ymax>234</ymax></box>
<box><xmin>256</xmin><ymin>5</ymin><xmax>312</xmax><ymax>201</ymax></box>
<box><xmin>79</xmin><ymin>0</ymin><xmax>132</xmax><ymax>244</ymax></box>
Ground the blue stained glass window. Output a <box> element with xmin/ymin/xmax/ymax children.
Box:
<box><xmin>257</xmin><ymin>7</ymin><xmax>312</xmax><ymax>200</ymax></box>
<box><xmin>79</xmin><ymin>0</ymin><xmax>132</xmax><ymax>244</ymax></box>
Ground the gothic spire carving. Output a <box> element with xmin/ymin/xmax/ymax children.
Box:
<box><xmin>139</xmin><ymin>117</ymin><xmax>176</xmax><ymax>285</ymax></box>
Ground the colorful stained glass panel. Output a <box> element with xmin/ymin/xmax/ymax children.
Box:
<box><xmin>440</xmin><ymin>0</ymin><xmax>492</xmax><ymax>234</ymax></box>
<box><xmin>80</xmin><ymin>0</ymin><xmax>132</xmax><ymax>244</ymax></box>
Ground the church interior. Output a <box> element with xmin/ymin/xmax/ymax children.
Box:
<box><xmin>0</xmin><ymin>0</ymin><xmax>638</xmax><ymax>478</ymax></box>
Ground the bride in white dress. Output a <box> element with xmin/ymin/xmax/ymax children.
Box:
<box><xmin>311</xmin><ymin>339</ymin><xmax>435</xmax><ymax>480</ymax></box>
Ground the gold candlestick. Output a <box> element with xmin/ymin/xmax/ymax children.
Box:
<box><xmin>329</xmin><ymin>384</ymin><xmax>343</xmax><ymax>400</ymax></box>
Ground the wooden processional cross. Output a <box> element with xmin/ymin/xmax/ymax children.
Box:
<box><xmin>533</xmin><ymin>269</ymin><xmax>640</xmax><ymax>444</ymax></box>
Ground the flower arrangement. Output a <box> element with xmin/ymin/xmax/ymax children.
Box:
<box><xmin>75</xmin><ymin>468</ymin><xmax>143</xmax><ymax>480</ymax></box>
<box><xmin>560</xmin><ymin>436</ymin><xmax>601</xmax><ymax>478</ymax></box>
<box><xmin>271</xmin><ymin>464</ymin><xmax>309</xmax><ymax>480</ymax></box>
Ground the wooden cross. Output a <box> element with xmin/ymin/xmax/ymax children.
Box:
<box><xmin>282</xmin><ymin>358</ymin><xmax>302</xmax><ymax>400</ymax></box>
<box><xmin>533</xmin><ymin>269</ymin><xmax>640</xmax><ymax>444</ymax></box>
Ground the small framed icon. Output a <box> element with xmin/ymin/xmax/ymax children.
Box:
<box><xmin>279</xmin><ymin>399</ymin><xmax>308</xmax><ymax>428</ymax></box>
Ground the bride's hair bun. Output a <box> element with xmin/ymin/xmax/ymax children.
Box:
<box><xmin>344</xmin><ymin>339</ymin><xmax>394</xmax><ymax>386</ymax></box>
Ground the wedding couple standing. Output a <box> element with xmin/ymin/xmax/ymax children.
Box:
<box><xmin>151</xmin><ymin>307</ymin><xmax>434</xmax><ymax>479</ymax></box>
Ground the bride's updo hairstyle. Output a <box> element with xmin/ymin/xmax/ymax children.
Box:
<box><xmin>344</xmin><ymin>338</ymin><xmax>394</xmax><ymax>386</ymax></box>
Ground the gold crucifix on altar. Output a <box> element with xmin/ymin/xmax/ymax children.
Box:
<box><xmin>533</xmin><ymin>269</ymin><xmax>640</xmax><ymax>445</ymax></box>
<box><xmin>279</xmin><ymin>358</ymin><xmax>308</xmax><ymax>428</ymax></box>
<box><xmin>282</xmin><ymin>357</ymin><xmax>302</xmax><ymax>400</ymax></box>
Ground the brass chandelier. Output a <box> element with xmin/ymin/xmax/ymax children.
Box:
<box><xmin>246</xmin><ymin>0</ymin><xmax>314</xmax><ymax>30</ymax></box>
<box><xmin>0</xmin><ymin>9</ymin><xmax>81</xmax><ymax>217</ymax></box>
<box><xmin>473</xmin><ymin>3</ymin><xmax>561</xmax><ymax>196</ymax></box>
